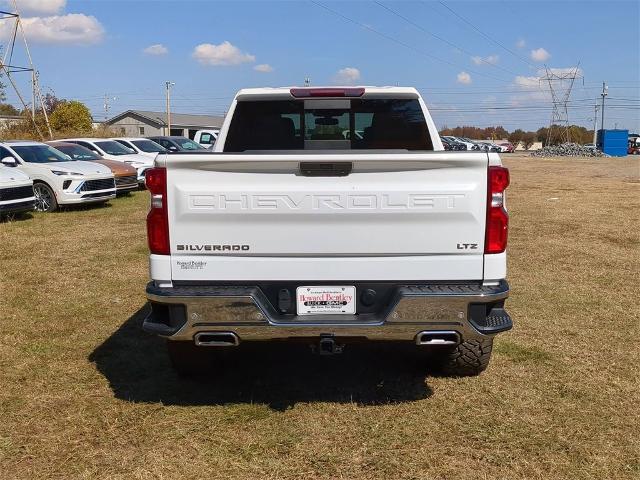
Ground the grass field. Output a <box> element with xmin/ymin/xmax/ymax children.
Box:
<box><xmin>1</xmin><ymin>154</ymin><xmax>639</xmax><ymax>479</ymax></box>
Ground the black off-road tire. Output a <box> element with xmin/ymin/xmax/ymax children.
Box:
<box><xmin>433</xmin><ymin>338</ymin><xmax>494</xmax><ymax>377</ymax></box>
<box><xmin>166</xmin><ymin>340</ymin><xmax>213</xmax><ymax>377</ymax></box>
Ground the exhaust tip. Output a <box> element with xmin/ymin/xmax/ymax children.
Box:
<box><xmin>415</xmin><ymin>331</ymin><xmax>460</xmax><ymax>346</ymax></box>
<box><xmin>194</xmin><ymin>332</ymin><xmax>240</xmax><ymax>347</ymax></box>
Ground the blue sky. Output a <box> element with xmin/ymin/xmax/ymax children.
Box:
<box><xmin>2</xmin><ymin>0</ymin><xmax>638</xmax><ymax>131</ymax></box>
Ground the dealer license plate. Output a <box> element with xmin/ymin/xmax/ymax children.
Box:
<box><xmin>296</xmin><ymin>286</ymin><xmax>356</xmax><ymax>315</ymax></box>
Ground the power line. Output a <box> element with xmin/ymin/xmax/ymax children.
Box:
<box><xmin>310</xmin><ymin>1</ymin><xmax>511</xmax><ymax>83</ymax></box>
<box><xmin>374</xmin><ymin>1</ymin><xmax>520</xmax><ymax>76</ymax></box>
<box><xmin>436</xmin><ymin>1</ymin><xmax>536</xmax><ymax>69</ymax></box>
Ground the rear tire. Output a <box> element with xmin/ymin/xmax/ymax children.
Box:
<box><xmin>166</xmin><ymin>340</ymin><xmax>213</xmax><ymax>377</ymax></box>
<box><xmin>33</xmin><ymin>182</ymin><xmax>58</xmax><ymax>212</ymax></box>
<box><xmin>433</xmin><ymin>338</ymin><xmax>493</xmax><ymax>377</ymax></box>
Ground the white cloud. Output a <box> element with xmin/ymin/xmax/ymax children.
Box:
<box><xmin>9</xmin><ymin>0</ymin><xmax>65</xmax><ymax>15</ymax></box>
<box><xmin>514</xmin><ymin>67</ymin><xmax>583</xmax><ymax>92</ymax></box>
<box><xmin>511</xmin><ymin>70</ymin><xmax>555</xmax><ymax>104</ymax></box>
<box><xmin>0</xmin><ymin>14</ymin><xmax>104</xmax><ymax>45</ymax></box>
<box><xmin>254</xmin><ymin>63</ymin><xmax>274</xmax><ymax>73</ymax></box>
<box><xmin>143</xmin><ymin>44</ymin><xmax>168</xmax><ymax>55</ymax></box>
<box><xmin>471</xmin><ymin>54</ymin><xmax>499</xmax><ymax>66</ymax></box>
<box><xmin>516</xmin><ymin>38</ymin><xmax>526</xmax><ymax>48</ymax></box>
<box><xmin>530</xmin><ymin>47</ymin><xmax>551</xmax><ymax>62</ymax></box>
<box><xmin>511</xmin><ymin>67</ymin><xmax>582</xmax><ymax>105</ymax></box>
<box><xmin>514</xmin><ymin>75</ymin><xmax>541</xmax><ymax>90</ymax></box>
<box><xmin>457</xmin><ymin>71</ymin><xmax>472</xmax><ymax>84</ymax></box>
<box><xmin>333</xmin><ymin>67</ymin><xmax>361</xmax><ymax>85</ymax></box>
<box><xmin>192</xmin><ymin>41</ymin><xmax>255</xmax><ymax>66</ymax></box>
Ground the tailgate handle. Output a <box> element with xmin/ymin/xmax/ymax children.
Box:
<box><xmin>299</xmin><ymin>162</ymin><xmax>352</xmax><ymax>177</ymax></box>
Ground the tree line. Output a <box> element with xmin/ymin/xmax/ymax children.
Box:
<box><xmin>439</xmin><ymin>125</ymin><xmax>596</xmax><ymax>149</ymax></box>
<box><xmin>0</xmin><ymin>94</ymin><xmax>95</xmax><ymax>140</ymax></box>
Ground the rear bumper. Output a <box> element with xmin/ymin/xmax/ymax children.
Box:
<box><xmin>144</xmin><ymin>280</ymin><xmax>512</xmax><ymax>344</ymax></box>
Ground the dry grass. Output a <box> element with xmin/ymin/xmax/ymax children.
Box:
<box><xmin>1</xmin><ymin>155</ymin><xmax>639</xmax><ymax>479</ymax></box>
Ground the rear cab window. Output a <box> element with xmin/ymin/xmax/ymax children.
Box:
<box><xmin>224</xmin><ymin>97</ymin><xmax>433</xmax><ymax>152</ymax></box>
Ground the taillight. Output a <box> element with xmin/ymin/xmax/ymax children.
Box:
<box><xmin>485</xmin><ymin>166</ymin><xmax>510</xmax><ymax>254</ymax></box>
<box><xmin>290</xmin><ymin>87</ymin><xmax>365</xmax><ymax>98</ymax></box>
<box><xmin>145</xmin><ymin>167</ymin><xmax>169</xmax><ymax>255</ymax></box>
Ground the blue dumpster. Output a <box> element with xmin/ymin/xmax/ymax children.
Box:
<box><xmin>597</xmin><ymin>129</ymin><xmax>628</xmax><ymax>157</ymax></box>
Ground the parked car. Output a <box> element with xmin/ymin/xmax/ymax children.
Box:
<box><xmin>147</xmin><ymin>136</ymin><xmax>208</xmax><ymax>152</ymax></box>
<box><xmin>440</xmin><ymin>136</ymin><xmax>465</xmax><ymax>151</ymax></box>
<box><xmin>497</xmin><ymin>142</ymin><xmax>515</xmax><ymax>153</ymax></box>
<box><xmin>61</xmin><ymin>138</ymin><xmax>153</xmax><ymax>185</ymax></box>
<box><xmin>0</xmin><ymin>141</ymin><xmax>115</xmax><ymax>212</ymax></box>
<box><xmin>443</xmin><ymin>136</ymin><xmax>472</xmax><ymax>150</ymax></box>
<box><xmin>628</xmin><ymin>135</ymin><xmax>639</xmax><ymax>155</ymax></box>
<box><xmin>458</xmin><ymin>137</ymin><xmax>483</xmax><ymax>150</ymax></box>
<box><xmin>475</xmin><ymin>141</ymin><xmax>501</xmax><ymax>153</ymax></box>
<box><xmin>143</xmin><ymin>86</ymin><xmax>512</xmax><ymax>377</ymax></box>
<box><xmin>0</xmin><ymin>164</ymin><xmax>34</xmax><ymax>216</ymax></box>
<box><xmin>111</xmin><ymin>137</ymin><xmax>167</xmax><ymax>158</ymax></box>
<box><xmin>193</xmin><ymin>129</ymin><xmax>220</xmax><ymax>149</ymax></box>
<box><xmin>48</xmin><ymin>142</ymin><xmax>138</xmax><ymax>195</ymax></box>
<box><xmin>453</xmin><ymin>140</ymin><xmax>467</xmax><ymax>150</ymax></box>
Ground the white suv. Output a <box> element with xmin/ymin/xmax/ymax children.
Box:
<box><xmin>0</xmin><ymin>141</ymin><xmax>115</xmax><ymax>212</ymax></box>
<box><xmin>62</xmin><ymin>138</ymin><xmax>153</xmax><ymax>185</ymax></box>
<box><xmin>0</xmin><ymin>165</ymin><xmax>34</xmax><ymax>216</ymax></box>
<box><xmin>111</xmin><ymin>137</ymin><xmax>167</xmax><ymax>158</ymax></box>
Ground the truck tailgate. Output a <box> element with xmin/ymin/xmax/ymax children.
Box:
<box><xmin>163</xmin><ymin>152</ymin><xmax>489</xmax><ymax>280</ymax></box>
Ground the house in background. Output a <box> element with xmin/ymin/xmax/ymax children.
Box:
<box><xmin>104</xmin><ymin>110</ymin><xmax>224</xmax><ymax>139</ymax></box>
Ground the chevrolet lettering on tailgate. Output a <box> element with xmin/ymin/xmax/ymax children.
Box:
<box><xmin>144</xmin><ymin>86</ymin><xmax>512</xmax><ymax>378</ymax></box>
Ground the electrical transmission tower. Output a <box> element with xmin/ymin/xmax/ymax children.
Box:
<box><xmin>541</xmin><ymin>64</ymin><xmax>582</xmax><ymax>145</ymax></box>
<box><xmin>0</xmin><ymin>1</ymin><xmax>52</xmax><ymax>139</ymax></box>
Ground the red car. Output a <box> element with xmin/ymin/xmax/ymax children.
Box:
<box><xmin>497</xmin><ymin>142</ymin><xmax>515</xmax><ymax>153</ymax></box>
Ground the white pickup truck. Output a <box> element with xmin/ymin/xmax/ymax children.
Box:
<box><xmin>143</xmin><ymin>86</ymin><xmax>512</xmax><ymax>376</ymax></box>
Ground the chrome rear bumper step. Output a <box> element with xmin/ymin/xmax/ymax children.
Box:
<box><xmin>143</xmin><ymin>280</ymin><xmax>511</xmax><ymax>344</ymax></box>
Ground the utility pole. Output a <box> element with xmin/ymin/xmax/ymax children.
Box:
<box><xmin>103</xmin><ymin>94</ymin><xmax>116</xmax><ymax>122</ymax></box>
<box><xmin>304</xmin><ymin>76</ymin><xmax>310</xmax><ymax>87</ymax></box>
<box><xmin>31</xmin><ymin>70</ymin><xmax>35</xmax><ymax>118</ymax></box>
<box><xmin>592</xmin><ymin>103</ymin><xmax>599</xmax><ymax>144</ymax></box>
<box><xmin>165</xmin><ymin>81</ymin><xmax>175</xmax><ymax>135</ymax></box>
<box><xmin>600</xmin><ymin>82</ymin><xmax>607</xmax><ymax>132</ymax></box>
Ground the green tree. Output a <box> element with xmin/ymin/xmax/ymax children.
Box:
<box><xmin>49</xmin><ymin>100</ymin><xmax>93</xmax><ymax>133</ymax></box>
<box><xmin>521</xmin><ymin>132</ymin><xmax>536</xmax><ymax>150</ymax></box>
<box><xmin>0</xmin><ymin>103</ymin><xmax>19</xmax><ymax>115</ymax></box>
<box><xmin>508</xmin><ymin>129</ymin><xmax>525</xmax><ymax>147</ymax></box>
<box><xmin>492</xmin><ymin>126</ymin><xmax>509</xmax><ymax>140</ymax></box>
<box><xmin>536</xmin><ymin>127</ymin><xmax>548</xmax><ymax>144</ymax></box>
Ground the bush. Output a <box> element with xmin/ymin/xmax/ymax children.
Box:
<box><xmin>521</xmin><ymin>132</ymin><xmax>536</xmax><ymax>150</ymax></box>
<box><xmin>50</xmin><ymin>101</ymin><xmax>93</xmax><ymax>133</ymax></box>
